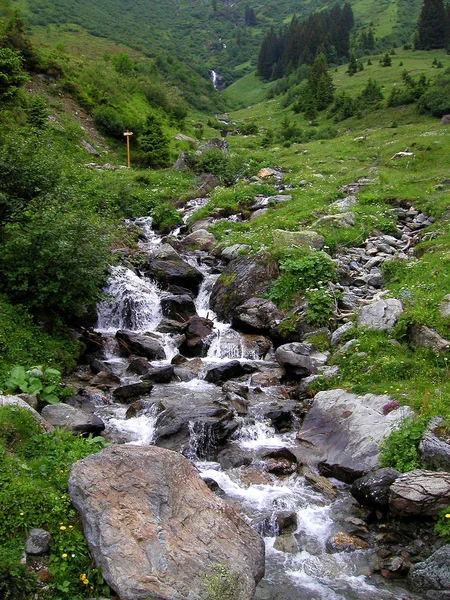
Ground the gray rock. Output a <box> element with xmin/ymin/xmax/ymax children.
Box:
<box><xmin>250</xmin><ymin>208</ymin><xmax>268</xmax><ymax>220</ymax></box>
<box><xmin>41</xmin><ymin>403</ymin><xmax>105</xmax><ymax>436</ymax></box>
<box><xmin>420</xmin><ymin>416</ymin><xmax>450</xmax><ymax>471</ymax></box>
<box><xmin>160</xmin><ymin>294</ymin><xmax>196</xmax><ymax>322</ymax></box>
<box><xmin>205</xmin><ymin>360</ymin><xmax>257</xmax><ymax>384</ymax></box>
<box><xmin>275</xmin><ymin>342</ymin><xmax>328</xmax><ymax>377</ymax></box>
<box><xmin>440</xmin><ymin>294</ymin><xmax>450</xmax><ymax>319</ymax></box>
<box><xmin>409</xmin><ymin>323</ymin><xmax>450</xmax><ymax>354</ymax></box>
<box><xmin>25</xmin><ymin>528</ymin><xmax>51</xmax><ymax>555</ymax></box>
<box><xmin>0</xmin><ymin>395</ymin><xmax>53</xmax><ymax>431</ymax></box>
<box><xmin>116</xmin><ymin>330</ymin><xmax>166</xmax><ymax>360</ymax></box>
<box><xmin>357</xmin><ymin>299</ymin><xmax>403</xmax><ymax>331</ymax></box>
<box><xmin>210</xmin><ymin>255</ymin><xmax>279</xmax><ymax>322</ymax></box>
<box><xmin>232</xmin><ymin>298</ymin><xmax>284</xmax><ymax>334</ymax></box>
<box><xmin>297</xmin><ymin>389</ymin><xmax>413</xmax><ymax>482</ymax></box>
<box><xmin>272</xmin><ymin>229</ymin><xmax>324</xmax><ymax>251</ymax></box>
<box><xmin>330</xmin><ymin>196</ymin><xmax>358</xmax><ymax>212</ymax></box>
<box><xmin>351</xmin><ymin>468</ymin><xmax>400</xmax><ymax>509</ymax></box>
<box><xmin>389</xmin><ymin>470</ymin><xmax>450</xmax><ymax>516</ymax></box>
<box><xmin>179</xmin><ymin>229</ymin><xmax>216</xmax><ymax>252</ymax></box>
<box><xmin>141</xmin><ymin>253</ymin><xmax>203</xmax><ymax>295</ymax></box>
<box><xmin>220</xmin><ymin>244</ymin><xmax>250</xmax><ymax>261</ymax></box>
<box><xmin>408</xmin><ymin>544</ymin><xmax>450</xmax><ymax>597</ymax></box>
<box><xmin>330</xmin><ymin>322</ymin><xmax>354</xmax><ymax>347</ymax></box>
<box><xmin>112</xmin><ymin>382</ymin><xmax>154</xmax><ymax>402</ymax></box>
<box><xmin>313</xmin><ymin>212</ymin><xmax>356</xmax><ymax>229</ymax></box>
<box><xmin>180</xmin><ymin>315</ymin><xmax>214</xmax><ymax>357</ymax></box>
<box><xmin>69</xmin><ymin>446</ymin><xmax>264</xmax><ymax>600</ymax></box>
<box><xmin>273</xmin><ymin>534</ymin><xmax>298</xmax><ymax>554</ymax></box>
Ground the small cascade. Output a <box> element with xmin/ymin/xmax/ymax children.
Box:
<box><xmin>99</xmin><ymin>402</ymin><xmax>159</xmax><ymax>446</ymax></box>
<box><xmin>97</xmin><ymin>266</ymin><xmax>163</xmax><ymax>333</ymax></box>
<box><xmin>185</xmin><ymin>421</ymin><xmax>215</xmax><ymax>461</ymax></box>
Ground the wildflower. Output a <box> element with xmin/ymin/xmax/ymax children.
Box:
<box><xmin>20</xmin><ymin>512</ymin><xmax>24</xmax><ymax>516</ymax></box>
<box><xmin>60</xmin><ymin>525</ymin><xmax>67</xmax><ymax>531</ymax></box>
<box><xmin>69</xmin><ymin>525</ymin><xmax>74</xmax><ymax>529</ymax></box>
<box><xmin>62</xmin><ymin>553</ymin><xmax>68</xmax><ymax>559</ymax></box>
<box><xmin>445</xmin><ymin>514</ymin><xmax>450</xmax><ymax>518</ymax></box>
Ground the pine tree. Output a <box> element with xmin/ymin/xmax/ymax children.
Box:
<box><xmin>347</xmin><ymin>51</ymin><xmax>358</xmax><ymax>76</ymax></box>
<box><xmin>416</xmin><ymin>0</ymin><xmax>446</xmax><ymax>49</ymax></box>
<box><xmin>244</xmin><ymin>5</ymin><xmax>257</xmax><ymax>27</ymax></box>
<box><xmin>307</xmin><ymin>52</ymin><xmax>334</xmax><ymax>110</ymax></box>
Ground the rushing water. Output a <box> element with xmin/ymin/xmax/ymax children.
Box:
<box><xmin>93</xmin><ymin>208</ymin><xmax>418</xmax><ymax>600</ymax></box>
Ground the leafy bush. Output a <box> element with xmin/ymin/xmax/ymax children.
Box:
<box><xmin>417</xmin><ymin>74</ymin><xmax>450</xmax><ymax>116</ymax></box>
<box><xmin>267</xmin><ymin>252</ymin><xmax>336</xmax><ymax>309</ymax></box>
<box><xmin>0</xmin><ymin>47</ymin><xmax>29</xmax><ymax>101</ymax></box>
<box><xmin>379</xmin><ymin>416</ymin><xmax>426</xmax><ymax>472</ymax></box>
<box><xmin>0</xmin><ymin>206</ymin><xmax>114</xmax><ymax>322</ymax></box>
<box><xmin>0</xmin><ymin>133</ymin><xmax>61</xmax><ymax>226</ymax></box>
<box><xmin>4</xmin><ymin>365</ymin><xmax>67</xmax><ymax>405</ymax></box>
<box><xmin>0</xmin><ymin>295</ymin><xmax>79</xmax><ymax>380</ymax></box>
<box><xmin>150</xmin><ymin>202</ymin><xmax>182</xmax><ymax>233</ymax></box>
<box><xmin>305</xmin><ymin>287</ymin><xmax>336</xmax><ymax>326</ymax></box>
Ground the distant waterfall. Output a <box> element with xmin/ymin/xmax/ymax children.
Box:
<box><xmin>210</xmin><ymin>70</ymin><xmax>221</xmax><ymax>90</ymax></box>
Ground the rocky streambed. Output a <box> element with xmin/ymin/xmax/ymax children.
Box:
<box><xmin>17</xmin><ymin>173</ymin><xmax>450</xmax><ymax>599</ymax></box>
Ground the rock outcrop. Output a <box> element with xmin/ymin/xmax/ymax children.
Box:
<box><xmin>389</xmin><ymin>470</ymin><xmax>450</xmax><ymax>516</ymax></box>
<box><xmin>209</xmin><ymin>255</ymin><xmax>279</xmax><ymax>321</ymax></box>
<box><xmin>297</xmin><ymin>389</ymin><xmax>413</xmax><ymax>482</ymax></box>
<box><xmin>69</xmin><ymin>446</ymin><xmax>265</xmax><ymax>600</ymax></box>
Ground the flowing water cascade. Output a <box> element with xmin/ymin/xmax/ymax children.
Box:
<box><xmin>91</xmin><ymin>201</ymin><xmax>420</xmax><ymax>600</ymax></box>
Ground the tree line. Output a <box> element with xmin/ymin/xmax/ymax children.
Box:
<box><xmin>257</xmin><ymin>3</ymin><xmax>354</xmax><ymax>81</ymax></box>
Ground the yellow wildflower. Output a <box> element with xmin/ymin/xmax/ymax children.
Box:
<box><xmin>62</xmin><ymin>553</ymin><xmax>68</xmax><ymax>559</ymax></box>
<box><xmin>445</xmin><ymin>514</ymin><xmax>450</xmax><ymax>518</ymax></box>
<box><xmin>60</xmin><ymin>525</ymin><xmax>67</xmax><ymax>531</ymax></box>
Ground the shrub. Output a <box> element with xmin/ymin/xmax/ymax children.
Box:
<box><xmin>417</xmin><ymin>74</ymin><xmax>450</xmax><ymax>116</ymax></box>
<box><xmin>267</xmin><ymin>252</ymin><xmax>336</xmax><ymax>309</ymax></box>
<box><xmin>379</xmin><ymin>416</ymin><xmax>426</xmax><ymax>472</ymax></box>
<box><xmin>138</xmin><ymin>114</ymin><xmax>171</xmax><ymax>168</ymax></box>
<box><xmin>0</xmin><ymin>207</ymin><xmax>114</xmax><ymax>322</ymax></box>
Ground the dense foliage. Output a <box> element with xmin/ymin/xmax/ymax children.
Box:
<box><xmin>0</xmin><ymin>406</ymin><xmax>110</xmax><ymax>599</ymax></box>
<box><xmin>257</xmin><ymin>3</ymin><xmax>354</xmax><ymax>81</ymax></box>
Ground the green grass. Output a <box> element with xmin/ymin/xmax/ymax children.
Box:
<box><xmin>222</xmin><ymin>71</ymin><xmax>275</xmax><ymax>109</ymax></box>
<box><xmin>0</xmin><ymin>406</ymin><xmax>110</xmax><ymax>599</ymax></box>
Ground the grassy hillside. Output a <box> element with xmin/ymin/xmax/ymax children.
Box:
<box><xmin>13</xmin><ymin>0</ymin><xmax>424</xmax><ymax>87</ymax></box>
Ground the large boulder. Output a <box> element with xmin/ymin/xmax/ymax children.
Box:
<box><xmin>155</xmin><ymin>404</ymin><xmax>238</xmax><ymax>457</ymax></box>
<box><xmin>357</xmin><ymin>299</ymin><xmax>403</xmax><ymax>331</ymax></box>
<box><xmin>69</xmin><ymin>446</ymin><xmax>265</xmax><ymax>600</ymax></box>
<box><xmin>112</xmin><ymin>382</ymin><xmax>154</xmax><ymax>402</ymax></box>
<box><xmin>160</xmin><ymin>294</ymin><xmax>196</xmax><ymax>322</ymax></box>
<box><xmin>275</xmin><ymin>342</ymin><xmax>328</xmax><ymax>377</ymax></box>
<box><xmin>205</xmin><ymin>360</ymin><xmax>257</xmax><ymax>384</ymax></box>
<box><xmin>209</xmin><ymin>255</ymin><xmax>279</xmax><ymax>322</ymax></box>
<box><xmin>41</xmin><ymin>403</ymin><xmax>105</xmax><ymax>436</ymax></box>
<box><xmin>180</xmin><ymin>315</ymin><xmax>214</xmax><ymax>357</ymax></box>
<box><xmin>116</xmin><ymin>330</ymin><xmax>166</xmax><ymax>360</ymax></box>
<box><xmin>408</xmin><ymin>545</ymin><xmax>450</xmax><ymax>599</ymax></box>
<box><xmin>231</xmin><ymin>298</ymin><xmax>284</xmax><ymax>335</ymax></box>
<box><xmin>141</xmin><ymin>247</ymin><xmax>203</xmax><ymax>295</ymax></box>
<box><xmin>351</xmin><ymin>468</ymin><xmax>400</xmax><ymax>509</ymax></box>
<box><xmin>409</xmin><ymin>324</ymin><xmax>450</xmax><ymax>354</ymax></box>
<box><xmin>178</xmin><ymin>229</ymin><xmax>216</xmax><ymax>252</ymax></box>
<box><xmin>389</xmin><ymin>470</ymin><xmax>450</xmax><ymax>516</ymax></box>
<box><xmin>297</xmin><ymin>389</ymin><xmax>413</xmax><ymax>482</ymax></box>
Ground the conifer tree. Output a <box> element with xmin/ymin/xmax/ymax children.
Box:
<box><xmin>307</xmin><ymin>52</ymin><xmax>334</xmax><ymax>110</ymax></box>
<box><xmin>244</xmin><ymin>5</ymin><xmax>257</xmax><ymax>27</ymax></box>
<box><xmin>416</xmin><ymin>0</ymin><xmax>446</xmax><ymax>49</ymax></box>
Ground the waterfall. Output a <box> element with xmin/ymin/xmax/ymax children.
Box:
<box><xmin>97</xmin><ymin>266</ymin><xmax>163</xmax><ymax>332</ymax></box>
<box><xmin>210</xmin><ymin>69</ymin><xmax>221</xmax><ymax>89</ymax></box>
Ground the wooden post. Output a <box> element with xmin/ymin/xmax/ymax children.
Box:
<box><xmin>123</xmin><ymin>130</ymin><xmax>133</xmax><ymax>168</ymax></box>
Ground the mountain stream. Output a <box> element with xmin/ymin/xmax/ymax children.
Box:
<box><xmin>92</xmin><ymin>200</ymin><xmax>419</xmax><ymax>600</ymax></box>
